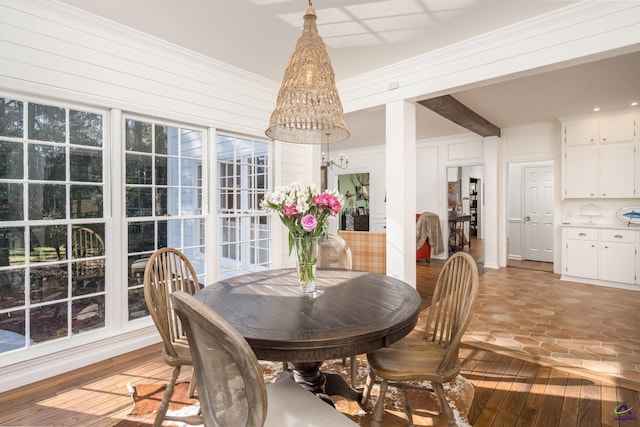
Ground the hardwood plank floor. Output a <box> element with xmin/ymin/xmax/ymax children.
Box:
<box><xmin>1</xmin><ymin>242</ymin><xmax>638</xmax><ymax>426</ymax></box>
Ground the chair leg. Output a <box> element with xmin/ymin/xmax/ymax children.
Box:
<box><xmin>360</xmin><ymin>370</ymin><xmax>376</xmax><ymax>405</ymax></box>
<box><xmin>401</xmin><ymin>385</ymin><xmax>415</xmax><ymax>427</ymax></box>
<box><xmin>188</xmin><ymin>371</ymin><xmax>197</xmax><ymax>398</ymax></box>
<box><xmin>349</xmin><ymin>356</ymin><xmax>357</xmax><ymax>388</ymax></box>
<box><xmin>371</xmin><ymin>379</ymin><xmax>388</xmax><ymax>427</ymax></box>
<box><xmin>153</xmin><ymin>365</ymin><xmax>181</xmax><ymax>427</ymax></box>
<box><xmin>433</xmin><ymin>381</ymin><xmax>456</xmax><ymax>427</ymax></box>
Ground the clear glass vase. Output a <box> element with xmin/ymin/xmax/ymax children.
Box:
<box><xmin>292</xmin><ymin>236</ymin><xmax>320</xmax><ymax>295</ymax></box>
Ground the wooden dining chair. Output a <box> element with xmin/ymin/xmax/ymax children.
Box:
<box><xmin>170</xmin><ymin>291</ymin><xmax>359</xmax><ymax>427</ymax></box>
<box><xmin>143</xmin><ymin>247</ymin><xmax>203</xmax><ymax>427</ymax></box>
<box><xmin>361</xmin><ymin>251</ymin><xmax>479</xmax><ymax>427</ymax></box>
<box><xmin>316</xmin><ymin>233</ymin><xmax>360</xmax><ymax>386</ymax></box>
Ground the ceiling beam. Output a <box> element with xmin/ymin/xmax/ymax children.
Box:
<box><xmin>418</xmin><ymin>95</ymin><xmax>501</xmax><ymax>137</ymax></box>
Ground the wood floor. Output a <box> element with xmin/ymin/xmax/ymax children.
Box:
<box><xmin>1</xmin><ymin>242</ymin><xmax>638</xmax><ymax>426</ymax></box>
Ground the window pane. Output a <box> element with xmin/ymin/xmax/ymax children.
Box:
<box><xmin>72</xmin><ymin>260</ymin><xmax>105</xmax><ymax>296</ymax></box>
<box><xmin>0</xmin><ymin>310</ymin><xmax>27</xmax><ymax>353</ymax></box>
<box><xmin>155</xmin><ymin>156</ymin><xmax>167</xmax><ymax>185</ymax></box>
<box><xmin>128</xmin><ymin>288</ymin><xmax>147</xmax><ymax>319</ymax></box>
<box><xmin>0</xmin><ymin>140</ymin><xmax>23</xmax><ymax>179</ymax></box>
<box><xmin>0</xmin><ymin>227</ymin><xmax>25</xmax><ymax>266</ymax></box>
<box><xmin>155</xmin><ymin>125</ymin><xmax>167</xmax><ymax>154</ymax></box>
<box><xmin>155</xmin><ymin>187</ymin><xmax>179</xmax><ymax>216</ymax></box>
<box><xmin>30</xmin><ymin>265</ymin><xmax>68</xmax><ymax>303</ymax></box>
<box><xmin>72</xmin><ymin>224</ymin><xmax>105</xmax><ymax>259</ymax></box>
<box><xmin>72</xmin><ymin>295</ymin><xmax>105</xmax><ymax>333</ymax></box>
<box><xmin>0</xmin><ymin>269</ymin><xmax>25</xmax><ymax>309</ymax></box>
<box><xmin>126</xmin><ymin>153</ymin><xmax>153</xmax><ymax>185</ymax></box>
<box><xmin>125</xmin><ymin>119</ymin><xmax>152</xmax><ymax>152</ymax></box>
<box><xmin>31</xmin><ymin>302</ymin><xmax>67</xmax><ymax>344</ymax></box>
<box><xmin>181</xmin><ymin>188</ymin><xmax>200</xmax><ymax>214</ymax></box>
<box><xmin>28</xmin><ymin>184</ymin><xmax>66</xmax><ymax>220</ymax></box>
<box><xmin>0</xmin><ymin>98</ymin><xmax>24</xmax><ymax>138</ymax></box>
<box><xmin>28</xmin><ymin>144</ymin><xmax>66</xmax><ymax>181</ymax></box>
<box><xmin>0</xmin><ymin>183</ymin><xmax>24</xmax><ymax>221</ymax></box>
<box><xmin>30</xmin><ymin>225</ymin><xmax>67</xmax><ymax>263</ymax></box>
<box><xmin>128</xmin><ymin>221</ymin><xmax>156</xmax><ymax>253</ymax></box>
<box><xmin>70</xmin><ymin>110</ymin><xmax>103</xmax><ymax>147</ymax></box>
<box><xmin>126</xmin><ymin>187</ymin><xmax>153</xmax><ymax>217</ymax></box>
<box><xmin>181</xmin><ymin>128</ymin><xmax>202</xmax><ymax>157</ymax></box>
<box><xmin>181</xmin><ymin>158</ymin><xmax>200</xmax><ymax>186</ymax></box>
<box><xmin>70</xmin><ymin>148</ymin><xmax>102</xmax><ymax>182</ymax></box>
<box><xmin>70</xmin><ymin>185</ymin><xmax>103</xmax><ymax>219</ymax></box>
<box><xmin>28</xmin><ymin>103</ymin><xmax>65</xmax><ymax>143</ymax></box>
<box><xmin>183</xmin><ymin>219</ymin><xmax>203</xmax><ymax>248</ymax></box>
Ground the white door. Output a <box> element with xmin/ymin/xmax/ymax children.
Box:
<box><xmin>524</xmin><ymin>166</ymin><xmax>554</xmax><ymax>262</ymax></box>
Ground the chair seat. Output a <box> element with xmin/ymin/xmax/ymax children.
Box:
<box><xmin>367</xmin><ymin>335</ymin><xmax>460</xmax><ymax>383</ymax></box>
<box><xmin>264</xmin><ymin>375</ymin><xmax>358</xmax><ymax>427</ymax></box>
<box><xmin>161</xmin><ymin>340</ymin><xmax>193</xmax><ymax>366</ymax></box>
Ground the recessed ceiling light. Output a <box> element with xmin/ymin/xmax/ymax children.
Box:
<box><xmin>593</xmin><ymin>107</ymin><xmax>600</xmax><ymax>112</ymax></box>
<box><xmin>632</xmin><ymin>102</ymin><xmax>638</xmax><ymax>107</ymax></box>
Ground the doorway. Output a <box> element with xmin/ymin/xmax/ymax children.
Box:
<box><xmin>507</xmin><ymin>161</ymin><xmax>554</xmax><ymax>268</ymax></box>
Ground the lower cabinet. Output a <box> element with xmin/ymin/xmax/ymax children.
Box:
<box><xmin>563</xmin><ymin>226</ymin><xmax>638</xmax><ymax>286</ymax></box>
<box><xmin>599</xmin><ymin>229</ymin><xmax>636</xmax><ymax>284</ymax></box>
<box><xmin>564</xmin><ymin>228</ymin><xmax>598</xmax><ymax>279</ymax></box>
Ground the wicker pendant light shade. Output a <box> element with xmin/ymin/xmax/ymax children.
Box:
<box><xmin>265</xmin><ymin>4</ymin><xmax>349</xmax><ymax>144</ymax></box>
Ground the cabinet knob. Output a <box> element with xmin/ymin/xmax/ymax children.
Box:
<box><xmin>614</xmin><ymin>234</ymin><xmax>623</xmax><ymax>239</ymax></box>
<box><xmin>604</xmin><ymin>245</ymin><xmax>609</xmax><ymax>249</ymax></box>
<box><xmin>578</xmin><ymin>232</ymin><xmax>587</xmax><ymax>236</ymax></box>
<box><xmin>602</xmin><ymin>137</ymin><xmax>607</xmax><ymax>142</ymax></box>
<box><xmin>602</xmin><ymin>193</ymin><xmax>606</xmax><ymax>196</ymax></box>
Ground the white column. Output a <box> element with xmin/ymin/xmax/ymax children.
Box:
<box><xmin>385</xmin><ymin>100</ymin><xmax>416</xmax><ymax>286</ymax></box>
<box><xmin>483</xmin><ymin>136</ymin><xmax>502</xmax><ymax>269</ymax></box>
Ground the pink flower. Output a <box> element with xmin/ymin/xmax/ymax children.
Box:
<box><xmin>300</xmin><ymin>214</ymin><xmax>318</xmax><ymax>232</ymax></box>
<box><xmin>282</xmin><ymin>204</ymin><xmax>298</xmax><ymax>217</ymax></box>
<box><xmin>313</xmin><ymin>193</ymin><xmax>342</xmax><ymax>215</ymax></box>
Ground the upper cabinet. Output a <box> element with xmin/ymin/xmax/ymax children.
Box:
<box><xmin>562</xmin><ymin>112</ymin><xmax>637</xmax><ymax>199</ymax></box>
<box><xmin>564</xmin><ymin>113</ymin><xmax>635</xmax><ymax>146</ymax></box>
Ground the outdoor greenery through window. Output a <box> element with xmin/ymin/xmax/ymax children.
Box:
<box><xmin>217</xmin><ymin>134</ymin><xmax>270</xmax><ymax>279</ymax></box>
<box><xmin>0</xmin><ymin>96</ymin><xmax>106</xmax><ymax>353</ymax></box>
<box><xmin>125</xmin><ymin>118</ymin><xmax>205</xmax><ymax>320</ymax></box>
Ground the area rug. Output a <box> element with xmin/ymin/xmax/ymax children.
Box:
<box><xmin>116</xmin><ymin>357</ymin><xmax>474</xmax><ymax>427</ymax></box>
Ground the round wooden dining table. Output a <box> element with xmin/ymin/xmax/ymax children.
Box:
<box><xmin>194</xmin><ymin>268</ymin><xmax>421</xmax><ymax>401</ymax></box>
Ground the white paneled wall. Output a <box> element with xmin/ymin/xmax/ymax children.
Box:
<box><xmin>0</xmin><ymin>0</ymin><xmax>277</xmax><ymax>135</ymax></box>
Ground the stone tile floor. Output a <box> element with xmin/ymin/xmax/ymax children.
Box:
<box><xmin>463</xmin><ymin>267</ymin><xmax>640</xmax><ymax>391</ymax></box>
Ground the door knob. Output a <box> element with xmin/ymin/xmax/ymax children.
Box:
<box><xmin>524</xmin><ymin>216</ymin><xmax>531</xmax><ymax>221</ymax></box>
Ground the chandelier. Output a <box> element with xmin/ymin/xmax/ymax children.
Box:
<box><xmin>265</xmin><ymin>1</ymin><xmax>350</xmax><ymax>144</ymax></box>
<box><xmin>321</xmin><ymin>144</ymin><xmax>348</xmax><ymax>169</ymax></box>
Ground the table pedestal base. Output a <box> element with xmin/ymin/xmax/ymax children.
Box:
<box><xmin>290</xmin><ymin>361</ymin><xmax>362</xmax><ymax>403</ymax></box>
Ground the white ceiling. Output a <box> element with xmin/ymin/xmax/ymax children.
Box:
<box><xmin>56</xmin><ymin>0</ymin><xmax>640</xmax><ymax>145</ymax></box>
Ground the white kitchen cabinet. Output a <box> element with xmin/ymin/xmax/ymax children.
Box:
<box><xmin>599</xmin><ymin>112</ymin><xmax>636</xmax><ymax>143</ymax></box>
<box><xmin>562</xmin><ymin>112</ymin><xmax>637</xmax><ymax>199</ymax></box>
<box><xmin>599</xmin><ymin>229</ymin><xmax>636</xmax><ymax>284</ymax></box>
<box><xmin>599</xmin><ymin>142</ymin><xmax>636</xmax><ymax>198</ymax></box>
<box><xmin>563</xmin><ymin>226</ymin><xmax>639</xmax><ymax>287</ymax></box>
<box><xmin>563</xmin><ymin>228</ymin><xmax>598</xmax><ymax>279</ymax></box>
<box><xmin>564</xmin><ymin>118</ymin><xmax>599</xmax><ymax>146</ymax></box>
<box><xmin>564</xmin><ymin>145</ymin><xmax>597</xmax><ymax>198</ymax></box>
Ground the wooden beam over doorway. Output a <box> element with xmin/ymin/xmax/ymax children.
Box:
<box><xmin>418</xmin><ymin>95</ymin><xmax>501</xmax><ymax>137</ymax></box>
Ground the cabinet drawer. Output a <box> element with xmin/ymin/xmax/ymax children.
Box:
<box><xmin>566</xmin><ymin>228</ymin><xmax>598</xmax><ymax>240</ymax></box>
<box><xmin>601</xmin><ymin>229</ymin><xmax>636</xmax><ymax>243</ymax></box>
